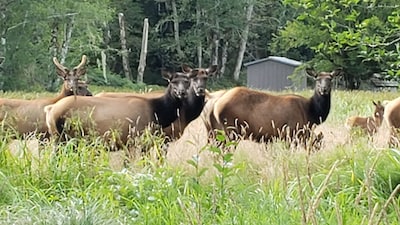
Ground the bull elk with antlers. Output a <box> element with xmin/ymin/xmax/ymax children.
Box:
<box><xmin>0</xmin><ymin>55</ymin><xmax>92</xmax><ymax>138</ymax></box>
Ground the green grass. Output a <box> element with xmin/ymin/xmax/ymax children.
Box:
<box><xmin>1</xmin><ymin>89</ymin><xmax>400</xmax><ymax>224</ymax></box>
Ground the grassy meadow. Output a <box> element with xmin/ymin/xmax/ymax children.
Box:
<box><xmin>1</xmin><ymin>87</ymin><xmax>400</xmax><ymax>224</ymax></box>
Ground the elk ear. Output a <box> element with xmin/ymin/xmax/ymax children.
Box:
<box><xmin>73</xmin><ymin>67</ymin><xmax>87</xmax><ymax>77</ymax></box>
<box><xmin>331</xmin><ymin>68</ymin><xmax>343</xmax><ymax>77</ymax></box>
<box><xmin>373</xmin><ymin>101</ymin><xmax>377</xmax><ymax>106</ymax></box>
<box><xmin>305</xmin><ymin>68</ymin><xmax>318</xmax><ymax>78</ymax></box>
<box><xmin>161</xmin><ymin>69</ymin><xmax>173</xmax><ymax>82</ymax></box>
<box><xmin>207</xmin><ymin>65</ymin><xmax>218</xmax><ymax>76</ymax></box>
<box><xmin>188</xmin><ymin>69</ymin><xmax>199</xmax><ymax>79</ymax></box>
<box><xmin>181</xmin><ymin>64</ymin><xmax>192</xmax><ymax>73</ymax></box>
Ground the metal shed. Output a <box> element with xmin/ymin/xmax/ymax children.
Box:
<box><xmin>244</xmin><ymin>56</ymin><xmax>304</xmax><ymax>91</ymax></box>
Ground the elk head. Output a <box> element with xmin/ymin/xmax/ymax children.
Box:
<box><xmin>74</xmin><ymin>80</ymin><xmax>92</xmax><ymax>96</ymax></box>
<box><xmin>373</xmin><ymin>100</ymin><xmax>384</xmax><ymax>122</ymax></box>
<box><xmin>162</xmin><ymin>69</ymin><xmax>195</xmax><ymax>99</ymax></box>
<box><xmin>53</xmin><ymin>55</ymin><xmax>87</xmax><ymax>95</ymax></box>
<box><xmin>182</xmin><ymin>64</ymin><xmax>218</xmax><ymax>96</ymax></box>
<box><xmin>306</xmin><ymin>68</ymin><xmax>342</xmax><ymax>96</ymax></box>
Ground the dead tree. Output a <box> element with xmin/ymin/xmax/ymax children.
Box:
<box><xmin>118</xmin><ymin>13</ymin><xmax>132</xmax><ymax>81</ymax></box>
<box><xmin>233</xmin><ymin>3</ymin><xmax>254</xmax><ymax>81</ymax></box>
<box><xmin>137</xmin><ymin>18</ymin><xmax>149</xmax><ymax>84</ymax></box>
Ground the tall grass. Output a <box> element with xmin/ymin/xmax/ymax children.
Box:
<box><xmin>0</xmin><ymin>90</ymin><xmax>400</xmax><ymax>224</ymax></box>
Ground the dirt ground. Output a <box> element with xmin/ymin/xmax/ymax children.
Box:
<box><xmin>7</xmin><ymin>116</ymin><xmax>391</xmax><ymax>173</ymax></box>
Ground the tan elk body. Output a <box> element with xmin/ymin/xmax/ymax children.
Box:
<box><xmin>345</xmin><ymin>101</ymin><xmax>384</xmax><ymax>136</ymax></box>
<box><xmin>0</xmin><ymin>55</ymin><xmax>91</xmax><ymax>137</ymax></box>
<box><xmin>383</xmin><ymin>97</ymin><xmax>400</xmax><ymax>146</ymax></box>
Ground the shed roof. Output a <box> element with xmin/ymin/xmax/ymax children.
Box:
<box><xmin>244</xmin><ymin>56</ymin><xmax>302</xmax><ymax>67</ymax></box>
<box><xmin>370</xmin><ymin>78</ymin><xmax>398</xmax><ymax>87</ymax></box>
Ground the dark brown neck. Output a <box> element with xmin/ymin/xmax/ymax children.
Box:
<box><xmin>308</xmin><ymin>92</ymin><xmax>331</xmax><ymax>125</ymax></box>
<box><xmin>151</xmin><ymin>86</ymin><xmax>184</xmax><ymax>128</ymax></box>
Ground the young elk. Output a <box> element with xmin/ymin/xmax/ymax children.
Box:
<box><xmin>44</xmin><ymin>70</ymin><xmax>195</xmax><ymax>149</ymax></box>
<box><xmin>345</xmin><ymin>101</ymin><xmax>384</xmax><ymax>136</ymax></box>
<box><xmin>0</xmin><ymin>55</ymin><xmax>91</xmax><ymax>138</ymax></box>
<box><xmin>95</xmin><ymin>64</ymin><xmax>218</xmax><ymax>140</ymax></box>
<box><xmin>383</xmin><ymin>97</ymin><xmax>400</xmax><ymax>146</ymax></box>
<box><xmin>204</xmin><ymin>68</ymin><xmax>341</xmax><ymax>148</ymax></box>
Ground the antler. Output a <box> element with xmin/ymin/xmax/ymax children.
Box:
<box><xmin>73</xmin><ymin>55</ymin><xmax>87</xmax><ymax>70</ymax></box>
<box><xmin>53</xmin><ymin>57</ymin><xmax>67</xmax><ymax>72</ymax></box>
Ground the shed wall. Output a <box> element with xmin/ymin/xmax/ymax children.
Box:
<box><xmin>247</xmin><ymin>61</ymin><xmax>304</xmax><ymax>91</ymax></box>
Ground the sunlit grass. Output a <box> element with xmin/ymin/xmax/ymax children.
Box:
<box><xmin>0</xmin><ymin>89</ymin><xmax>400</xmax><ymax>224</ymax></box>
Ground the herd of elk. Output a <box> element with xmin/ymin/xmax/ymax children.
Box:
<box><xmin>44</xmin><ymin>69</ymin><xmax>195</xmax><ymax>149</ymax></box>
<box><xmin>345</xmin><ymin>101</ymin><xmax>385</xmax><ymax>136</ymax></box>
<box><xmin>202</xmin><ymin>68</ymin><xmax>342</xmax><ymax>148</ymax></box>
<box><xmin>4</xmin><ymin>57</ymin><xmax>400</xmax><ymax>152</ymax></box>
<box><xmin>0</xmin><ymin>55</ymin><xmax>91</xmax><ymax>139</ymax></box>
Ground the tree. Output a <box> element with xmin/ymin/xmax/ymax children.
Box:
<box><xmin>272</xmin><ymin>0</ymin><xmax>400</xmax><ymax>89</ymax></box>
<box><xmin>0</xmin><ymin>0</ymin><xmax>114</xmax><ymax>91</ymax></box>
<box><xmin>233</xmin><ymin>1</ymin><xmax>254</xmax><ymax>81</ymax></box>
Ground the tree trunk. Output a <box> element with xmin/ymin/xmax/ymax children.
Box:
<box><xmin>211</xmin><ymin>19</ymin><xmax>219</xmax><ymax>66</ymax></box>
<box><xmin>103</xmin><ymin>21</ymin><xmax>111</xmax><ymax>48</ymax></box>
<box><xmin>48</xmin><ymin>21</ymin><xmax>59</xmax><ymax>91</ymax></box>
<box><xmin>101</xmin><ymin>50</ymin><xmax>107</xmax><ymax>83</ymax></box>
<box><xmin>60</xmin><ymin>15</ymin><xmax>74</xmax><ymax>64</ymax></box>
<box><xmin>118</xmin><ymin>13</ymin><xmax>132</xmax><ymax>81</ymax></box>
<box><xmin>197</xmin><ymin>41</ymin><xmax>202</xmax><ymax>68</ymax></box>
<box><xmin>171</xmin><ymin>0</ymin><xmax>184</xmax><ymax>58</ymax></box>
<box><xmin>0</xmin><ymin>38</ymin><xmax>4</xmax><ymax>90</ymax></box>
<box><xmin>196</xmin><ymin>1</ymin><xmax>202</xmax><ymax>67</ymax></box>
<box><xmin>233</xmin><ymin>2</ymin><xmax>254</xmax><ymax>81</ymax></box>
<box><xmin>137</xmin><ymin>18</ymin><xmax>149</xmax><ymax>84</ymax></box>
<box><xmin>220</xmin><ymin>39</ymin><xmax>229</xmax><ymax>77</ymax></box>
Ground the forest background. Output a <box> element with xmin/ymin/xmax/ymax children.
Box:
<box><xmin>0</xmin><ymin>0</ymin><xmax>399</xmax><ymax>91</ymax></box>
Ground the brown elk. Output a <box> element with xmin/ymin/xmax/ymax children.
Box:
<box><xmin>95</xmin><ymin>64</ymin><xmax>218</xmax><ymax>140</ymax></box>
<box><xmin>383</xmin><ymin>97</ymin><xmax>400</xmax><ymax>146</ymax></box>
<box><xmin>0</xmin><ymin>55</ymin><xmax>91</xmax><ymax>138</ymax></box>
<box><xmin>345</xmin><ymin>101</ymin><xmax>384</xmax><ymax>136</ymax></box>
<box><xmin>204</xmin><ymin>68</ymin><xmax>341</xmax><ymax>147</ymax></box>
<box><xmin>44</xmin><ymin>70</ymin><xmax>195</xmax><ymax>148</ymax></box>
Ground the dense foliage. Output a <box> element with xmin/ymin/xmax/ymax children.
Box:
<box><xmin>274</xmin><ymin>0</ymin><xmax>400</xmax><ymax>88</ymax></box>
<box><xmin>0</xmin><ymin>0</ymin><xmax>398</xmax><ymax>91</ymax></box>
